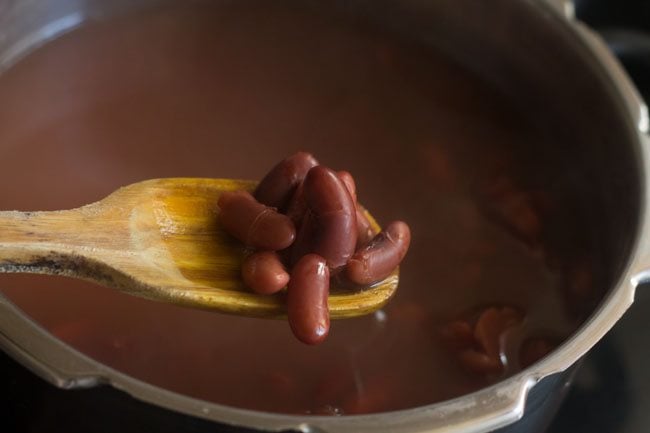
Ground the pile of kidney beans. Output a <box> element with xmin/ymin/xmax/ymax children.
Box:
<box><xmin>218</xmin><ymin>152</ymin><xmax>411</xmax><ymax>344</ymax></box>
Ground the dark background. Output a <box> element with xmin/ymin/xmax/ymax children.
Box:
<box><xmin>1</xmin><ymin>0</ymin><xmax>650</xmax><ymax>432</ymax></box>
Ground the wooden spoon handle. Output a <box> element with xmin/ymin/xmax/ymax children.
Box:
<box><xmin>0</xmin><ymin>210</ymin><xmax>76</xmax><ymax>274</ymax></box>
<box><xmin>0</xmin><ymin>207</ymin><xmax>127</xmax><ymax>275</ymax></box>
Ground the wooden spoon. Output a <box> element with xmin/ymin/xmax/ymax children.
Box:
<box><xmin>0</xmin><ymin>178</ymin><xmax>398</xmax><ymax>319</ymax></box>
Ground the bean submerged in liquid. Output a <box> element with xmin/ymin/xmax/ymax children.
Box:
<box><xmin>458</xmin><ymin>349</ymin><xmax>502</xmax><ymax>375</ymax></box>
<box><xmin>473</xmin><ymin>307</ymin><xmax>523</xmax><ymax>360</ymax></box>
<box><xmin>479</xmin><ymin>174</ymin><xmax>542</xmax><ymax>247</ymax></box>
<box><xmin>441</xmin><ymin>306</ymin><xmax>524</xmax><ymax>375</ymax></box>
<box><xmin>519</xmin><ymin>337</ymin><xmax>559</xmax><ymax>369</ymax></box>
<box><xmin>218</xmin><ymin>190</ymin><xmax>296</xmax><ymax>250</ymax></box>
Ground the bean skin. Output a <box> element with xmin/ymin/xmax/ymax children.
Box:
<box><xmin>285</xmin><ymin>181</ymin><xmax>307</xmax><ymax>227</ymax></box>
<box><xmin>356</xmin><ymin>206</ymin><xmax>375</xmax><ymax>248</ymax></box>
<box><xmin>218</xmin><ymin>190</ymin><xmax>296</xmax><ymax>250</ymax></box>
<box><xmin>336</xmin><ymin>171</ymin><xmax>375</xmax><ymax>247</ymax></box>
<box><xmin>337</xmin><ymin>170</ymin><xmax>357</xmax><ymax>203</ymax></box>
<box><xmin>473</xmin><ymin>307</ymin><xmax>522</xmax><ymax>359</ymax></box>
<box><xmin>440</xmin><ymin>320</ymin><xmax>475</xmax><ymax>351</ymax></box>
<box><xmin>346</xmin><ymin>220</ymin><xmax>411</xmax><ymax>285</ymax></box>
<box><xmin>254</xmin><ymin>152</ymin><xmax>319</xmax><ymax>210</ymax></box>
<box><xmin>287</xmin><ymin>254</ymin><xmax>330</xmax><ymax>345</ymax></box>
<box><xmin>242</xmin><ymin>251</ymin><xmax>290</xmax><ymax>295</ymax></box>
<box><xmin>293</xmin><ymin>166</ymin><xmax>357</xmax><ymax>269</ymax></box>
<box><xmin>458</xmin><ymin>349</ymin><xmax>502</xmax><ymax>375</ymax></box>
<box><xmin>286</xmin><ymin>171</ymin><xmax>354</xmax><ymax>228</ymax></box>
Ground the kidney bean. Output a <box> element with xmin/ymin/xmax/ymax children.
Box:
<box><xmin>293</xmin><ymin>166</ymin><xmax>357</xmax><ymax>269</ymax></box>
<box><xmin>218</xmin><ymin>190</ymin><xmax>295</xmax><ymax>250</ymax></box>
<box><xmin>285</xmin><ymin>168</ymin><xmax>357</xmax><ymax>231</ymax></box>
<box><xmin>458</xmin><ymin>349</ymin><xmax>502</xmax><ymax>375</ymax></box>
<box><xmin>440</xmin><ymin>306</ymin><xmax>525</xmax><ymax>377</ymax></box>
<box><xmin>424</xmin><ymin>145</ymin><xmax>459</xmax><ymax>190</ymax></box>
<box><xmin>439</xmin><ymin>318</ymin><xmax>498</xmax><ymax>374</ymax></box>
<box><xmin>287</xmin><ymin>254</ymin><xmax>330</xmax><ymax>345</ymax></box>
<box><xmin>253</xmin><ymin>152</ymin><xmax>319</xmax><ymax>210</ymax></box>
<box><xmin>565</xmin><ymin>259</ymin><xmax>594</xmax><ymax>305</ymax></box>
<box><xmin>496</xmin><ymin>193</ymin><xmax>541</xmax><ymax>245</ymax></box>
<box><xmin>439</xmin><ymin>320</ymin><xmax>474</xmax><ymax>350</ymax></box>
<box><xmin>337</xmin><ymin>171</ymin><xmax>375</xmax><ymax>248</ymax></box>
<box><xmin>337</xmin><ymin>170</ymin><xmax>357</xmax><ymax>203</ymax></box>
<box><xmin>356</xmin><ymin>206</ymin><xmax>376</xmax><ymax>248</ymax></box>
<box><xmin>473</xmin><ymin>306</ymin><xmax>522</xmax><ymax>359</ymax></box>
<box><xmin>481</xmin><ymin>174</ymin><xmax>517</xmax><ymax>201</ymax></box>
<box><xmin>482</xmin><ymin>176</ymin><xmax>542</xmax><ymax>245</ymax></box>
<box><xmin>222</xmin><ymin>153</ymin><xmax>412</xmax><ymax>345</ymax></box>
<box><xmin>242</xmin><ymin>251</ymin><xmax>290</xmax><ymax>295</ymax></box>
<box><xmin>285</xmin><ymin>181</ymin><xmax>307</xmax><ymax>226</ymax></box>
<box><xmin>346</xmin><ymin>220</ymin><xmax>411</xmax><ymax>285</ymax></box>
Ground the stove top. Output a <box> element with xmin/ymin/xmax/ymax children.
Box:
<box><xmin>1</xmin><ymin>1</ymin><xmax>650</xmax><ymax>432</ymax></box>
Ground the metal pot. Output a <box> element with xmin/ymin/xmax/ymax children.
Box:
<box><xmin>0</xmin><ymin>0</ymin><xmax>647</xmax><ymax>432</ymax></box>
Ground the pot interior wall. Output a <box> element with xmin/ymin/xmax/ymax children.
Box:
<box><xmin>0</xmin><ymin>0</ymin><xmax>643</xmax><ymax>421</ymax></box>
<box><xmin>358</xmin><ymin>0</ymin><xmax>643</xmax><ymax>294</ymax></box>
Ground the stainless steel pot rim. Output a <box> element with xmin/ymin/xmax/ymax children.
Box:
<box><xmin>0</xmin><ymin>0</ymin><xmax>648</xmax><ymax>432</ymax></box>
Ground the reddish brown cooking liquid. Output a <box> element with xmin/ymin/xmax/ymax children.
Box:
<box><xmin>0</xmin><ymin>1</ymin><xmax>595</xmax><ymax>414</ymax></box>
